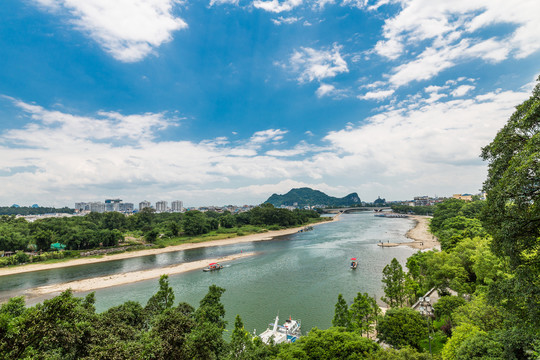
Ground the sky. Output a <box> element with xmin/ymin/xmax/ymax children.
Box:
<box><xmin>0</xmin><ymin>0</ymin><xmax>539</xmax><ymax>207</ymax></box>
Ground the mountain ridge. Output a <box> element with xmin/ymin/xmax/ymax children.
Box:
<box><xmin>264</xmin><ymin>187</ymin><xmax>361</xmax><ymax>207</ymax></box>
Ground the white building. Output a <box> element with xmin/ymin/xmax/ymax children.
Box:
<box><xmin>139</xmin><ymin>201</ymin><xmax>151</xmax><ymax>211</ymax></box>
<box><xmin>171</xmin><ymin>200</ymin><xmax>183</xmax><ymax>212</ymax></box>
<box><xmin>155</xmin><ymin>201</ymin><xmax>168</xmax><ymax>213</ymax></box>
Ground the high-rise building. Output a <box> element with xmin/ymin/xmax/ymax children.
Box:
<box><xmin>105</xmin><ymin>199</ymin><xmax>122</xmax><ymax>212</ymax></box>
<box><xmin>155</xmin><ymin>201</ymin><xmax>168</xmax><ymax>213</ymax></box>
<box><xmin>119</xmin><ymin>203</ymin><xmax>134</xmax><ymax>213</ymax></box>
<box><xmin>139</xmin><ymin>201</ymin><xmax>151</xmax><ymax>211</ymax></box>
<box><xmin>89</xmin><ymin>202</ymin><xmax>105</xmax><ymax>213</ymax></box>
<box><xmin>75</xmin><ymin>202</ymin><xmax>90</xmax><ymax>212</ymax></box>
<box><xmin>171</xmin><ymin>200</ymin><xmax>183</xmax><ymax>212</ymax></box>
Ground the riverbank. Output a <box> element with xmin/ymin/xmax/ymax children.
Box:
<box><xmin>26</xmin><ymin>252</ymin><xmax>256</xmax><ymax>296</ymax></box>
<box><xmin>0</xmin><ymin>216</ymin><xmax>338</xmax><ymax>277</ymax></box>
<box><xmin>377</xmin><ymin>215</ymin><xmax>439</xmax><ymax>250</ymax></box>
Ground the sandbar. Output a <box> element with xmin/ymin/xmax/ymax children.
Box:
<box><xmin>26</xmin><ymin>252</ymin><xmax>256</xmax><ymax>296</ymax></box>
<box><xmin>377</xmin><ymin>215</ymin><xmax>440</xmax><ymax>250</ymax></box>
<box><xmin>0</xmin><ymin>216</ymin><xmax>338</xmax><ymax>277</ymax></box>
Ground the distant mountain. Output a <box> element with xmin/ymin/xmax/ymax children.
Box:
<box><xmin>265</xmin><ymin>188</ymin><xmax>361</xmax><ymax>207</ymax></box>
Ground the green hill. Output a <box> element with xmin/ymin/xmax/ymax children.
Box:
<box><xmin>265</xmin><ymin>187</ymin><xmax>361</xmax><ymax>207</ymax></box>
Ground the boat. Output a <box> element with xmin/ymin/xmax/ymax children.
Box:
<box><xmin>298</xmin><ymin>226</ymin><xmax>314</xmax><ymax>233</ymax></box>
<box><xmin>350</xmin><ymin>257</ymin><xmax>358</xmax><ymax>269</ymax></box>
<box><xmin>203</xmin><ymin>262</ymin><xmax>223</xmax><ymax>272</ymax></box>
<box><xmin>257</xmin><ymin>315</ymin><xmax>302</xmax><ymax>345</ymax></box>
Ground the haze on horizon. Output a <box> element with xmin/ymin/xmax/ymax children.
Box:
<box><xmin>0</xmin><ymin>0</ymin><xmax>539</xmax><ymax>207</ymax></box>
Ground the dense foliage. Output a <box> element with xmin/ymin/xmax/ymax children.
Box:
<box><xmin>265</xmin><ymin>187</ymin><xmax>361</xmax><ymax>207</ymax></box>
<box><xmin>480</xmin><ymin>77</ymin><xmax>540</xmax><ymax>340</ymax></box>
<box><xmin>373</xmin><ymin>80</ymin><xmax>540</xmax><ymax>357</ymax></box>
<box><xmin>0</xmin><ymin>205</ymin><xmax>321</xmax><ymax>266</ymax></box>
<box><xmin>390</xmin><ymin>205</ymin><xmax>434</xmax><ymax>215</ymax></box>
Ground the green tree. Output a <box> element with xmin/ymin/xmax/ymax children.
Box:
<box><xmin>186</xmin><ymin>285</ymin><xmax>227</xmax><ymax>360</ymax></box>
<box><xmin>276</xmin><ymin>327</ymin><xmax>379</xmax><ymax>359</ymax></box>
<box><xmin>349</xmin><ymin>292</ymin><xmax>379</xmax><ymax>337</ymax></box>
<box><xmin>376</xmin><ymin>307</ymin><xmax>428</xmax><ymax>350</ymax></box>
<box><xmin>2</xmin><ymin>290</ymin><xmax>96</xmax><ymax>359</ymax></box>
<box><xmin>480</xmin><ymin>77</ymin><xmax>540</xmax><ymax>338</ymax></box>
<box><xmin>88</xmin><ymin>300</ymin><xmax>147</xmax><ymax>358</ymax></box>
<box><xmin>144</xmin><ymin>228</ymin><xmax>159</xmax><ymax>243</ymax></box>
<box><xmin>368</xmin><ymin>347</ymin><xmax>432</xmax><ymax>360</ymax></box>
<box><xmin>433</xmin><ymin>295</ymin><xmax>466</xmax><ymax>321</ymax></box>
<box><xmin>219</xmin><ymin>214</ymin><xmax>236</xmax><ymax>229</ymax></box>
<box><xmin>381</xmin><ymin>258</ymin><xmax>406</xmax><ymax>307</ymax></box>
<box><xmin>228</xmin><ymin>315</ymin><xmax>254</xmax><ymax>360</ymax></box>
<box><xmin>145</xmin><ymin>275</ymin><xmax>175</xmax><ymax>319</ymax></box>
<box><xmin>451</xmin><ymin>295</ymin><xmax>503</xmax><ymax>332</ymax></box>
<box><xmin>34</xmin><ymin>229</ymin><xmax>55</xmax><ymax>251</ymax></box>
<box><xmin>455</xmin><ymin>331</ymin><xmax>504</xmax><ymax>360</ymax></box>
<box><xmin>430</xmin><ymin>198</ymin><xmax>467</xmax><ymax>232</ymax></box>
<box><xmin>101</xmin><ymin>211</ymin><xmax>127</xmax><ymax>231</ymax></box>
<box><xmin>332</xmin><ymin>293</ymin><xmax>350</xmax><ymax>328</ymax></box>
<box><xmin>182</xmin><ymin>211</ymin><xmax>210</xmax><ymax>236</ymax></box>
<box><xmin>150</xmin><ymin>303</ymin><xmax>195</xmax><ymax>360</ymax></box>
<box><xmin>441</xmin><ymin>323</ymin><xmax>483</xmax><ymax>360</ymax></box>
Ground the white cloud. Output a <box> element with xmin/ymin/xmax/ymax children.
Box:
<box><xmin>373</xmin><ymin>0</ymin><xmax>540</xmax><ymax>87</ymax></box>
<box><xmin>451</xmin><ymin>84</ymin><xmax>475</xmax><ymax>97</ymax></box>
<box><xmin>290</xmin><ymin>43</ymin><xmax>349</xmax><ymax>83</ymax></box>
<box><xmin>248</xmin><ymin>129</ymin><xmax>288</xmax><ymax>147</ymax></box>
<box><xmin>316</xmin><ymin>84</ymin><xmax>337</xmax><ymax>98</ymax></box>
<box><xmin>33</xmin><ymin>0</ymin><xmax>187</xmax><ymax>62</ymax></box>
<box><xmin>316</xmin><ymin>83</ymin><xmax>349</xmax><ymax>98</ymax></box>
<box><xmin>374</xmin><ymin>38</ymin><xmax>403</xmax><ymax>60</ymax></box>
<box><xmin>0</xmin><ymin>78</ymin><xmax>534</xmax><ymax>206</ymax></box>
<box><xmin>320</xmin><ymin>86</ymin><xmax>529</xmax><ymax>198</ymax></box>
<box><xmin>209</xmin><ymin>0</ymin><xmax>239</xmax><ymax>5</ymax></box>
<box><xmin>253</xmin><ymin>0</ymin><xmax>303</xmax><ymax>13</ymax></box>
<box><xmin>271</xmin><ymin>16</ymin><xmax>300</xmax><ymax>25</ymax></box>
<box><xmin>358</xmin><ymin>89</ymin><xmax>394</xmax><ymax>100</ymax></box>
<box><xmin>313</xmin><ymin>0</ymin><xmax>335</xmax><ymax>9</ymax></box>
<box><xmin>341</xmin><ymin>0</ymin><xmax>368</xmax><ymax>8</ymax></box>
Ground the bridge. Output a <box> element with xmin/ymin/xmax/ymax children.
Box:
<box><xmin>321</xmin><ymin>207</ymin><xmax>391</xmax><ymax>214</ymax></box>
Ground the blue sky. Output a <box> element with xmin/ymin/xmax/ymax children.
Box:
<box><xmin>0</xmin><ymin>0</ymin><xmax>539</xmax><ymax>207</ymax></box>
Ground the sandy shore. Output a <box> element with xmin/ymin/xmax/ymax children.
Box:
<box><xmin>0</xmin><ymin>216</ymin><xmax>338</xmax><ymax>277</ymax></box>
<box><xmin>26</xmin><ymin>252</ymin><xmax>256</xmax><ymax>296</ymax></box>
<box><xmin>377</xmin><ymin>215</ymin><xmax>440</xmax><ymax>250</ymax></box>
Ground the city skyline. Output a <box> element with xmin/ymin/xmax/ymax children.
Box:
<box><xmin>1</xmin><ymin>0</ymin><xmax>539</xmax><ymax>207</ymax></box>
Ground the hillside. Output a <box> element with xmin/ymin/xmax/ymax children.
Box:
<box><xmin>265</xmin><ymin>187</ymin><xmax>361</xmax><ymax>207</ymax></box>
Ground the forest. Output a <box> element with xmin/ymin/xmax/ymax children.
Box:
<box><xmin>0</xmin><ymin>204</ymin><xmax>322</xmax><ymax>267</ymax></box>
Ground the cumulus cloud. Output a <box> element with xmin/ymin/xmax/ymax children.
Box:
<box><xmin>209</xmin><ymin>0</ymin><xmax>239</xmax><ymax>5</ymax></box>
<box><xmin>451</xmin><ymin>84</ymin><xmax>475</xmax><ymax>97</ymax></box>
<box><xmin>33</xmin><ymin>0</ymin><xmax>187</xmax><ymax>62</ymax></box>
<box><xmin>358</xmin><ymin>89</ymin><xmax>394</xmax><ymax>101</ymax></box>
<box><xmin>0</xmin><ymin>78</ymin><xmax>533</xmax><ymax>206</ymax></box>
<box><xmin>316</xmin><ymin>84</ymin><xmax>336</xmax><ymax>97</ymax></box>
<box><xmin>271</xmin><ymin>16</ymin><xmax>300</xmax><ymax>25</ymax></box>
<box><xmin>253</xmin><ymin>0</ymin><xmax>303</xmax><ymax>13</ymax></box>
<box><xmin>290</xmin><ymin>43</ymin><xmax>348</xmax><ymax>83</ymax></box>
<box><xmin>320</xmin><ymin>86</ymin><xmax>529</xmax><ymax>198</ymax></box>
<box><xmin>373</xmin><ymin>0</ymin><xmax>540</xmax><ymax>87</ymax></box>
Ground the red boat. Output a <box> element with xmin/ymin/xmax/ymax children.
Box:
<box><xmin>203</xmin><ymin>262</ymin><xmax>224</xmax><ymax>272</ymax></box>
<box><xmin>350</xmin><ymin>257</ymin><xmax>358</xmax><ymax>269</ymax></box>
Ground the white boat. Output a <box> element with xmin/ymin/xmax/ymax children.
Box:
<box><xmin>258</xmin><ymin>315</ymin><xmax>301</xmax><ymax>345</ymax></box>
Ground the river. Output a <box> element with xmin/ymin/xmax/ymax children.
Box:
<box><xmin>0</xmin><ymin>213</ymin><xmax>416</xmax><ymax>334</ymax></box>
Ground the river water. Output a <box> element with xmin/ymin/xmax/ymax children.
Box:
<box><xmin>0</xmin><ymin>213</ymin><xmax>416</xmax><ymax>334</ymax></box>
